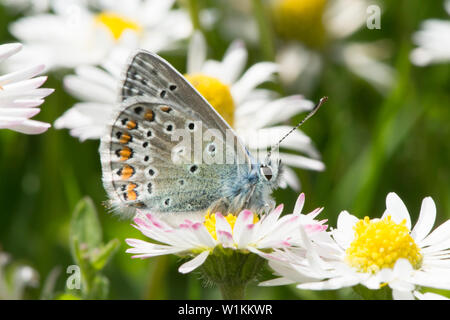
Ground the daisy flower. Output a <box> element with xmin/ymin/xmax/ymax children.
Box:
<box><xmin>126</xmin><ymin>193</ymin><xmax>327</xmax><ymax>274</ymax></box>
<box><xmin>269</xmin><ymin>0</ymin><xmax>395</xmax><ymax>93</ymax></box>
<box><xmin>0</xmin><ymin>43</ymin><xmax>52</xmax><ymax>134</ymax></box>
<box><xmin>1</xmin><ymin>0</ymin><xmax>51</xmax><ymax>13</ymax></box>
<box><xmin>0</xmin><ymin>251</ymin><xmax>39</xmax><ymax>300</ymax></box>
<box><xmin>7</xmin><ymin>0</ymin><xmax>191</xmax><ymax>70</ymax></box>
<box><xmin>55</xmin><ymin>32</ymin><xmax>324</xmax><ymax>189</ymax></box>
<box><xmin>410</xmin><ymin>0</ymin><xmax>450</xmax><ymax>66</ymax></box>
<box><xmin>261</xmin><ymin>192</ymin><xmax>450</xmax><ymax>300</ymax></box>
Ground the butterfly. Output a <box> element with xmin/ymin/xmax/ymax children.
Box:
<box><xmin>100</xmin><ymin>50</ymin><xmax>325</xmax><ymax>222</ymax></box>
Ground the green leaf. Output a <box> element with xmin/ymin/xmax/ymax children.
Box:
<box><xmin>70</xmin><ymin>197</ymin><xmax>103</xmax><ymax>256</ymax></box>
<box><xmin>91</xmin><ymin>275</ymin><xmax>109</xmax><ymax>300</ymax></box>
<box><xmin>90</xmin><ymin>239</ymin><xmax>120</xmax><ymax>271</ymax></box>
<box><xmin>56</xmin><ymin>293</ymin><xmax>82</xmax><ymax>300</ymax></box>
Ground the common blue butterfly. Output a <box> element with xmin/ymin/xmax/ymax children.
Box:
<box><xmin>100</xmin><ymin>50</ymin><xmax>325</xmax><ymax>222</ymax></box>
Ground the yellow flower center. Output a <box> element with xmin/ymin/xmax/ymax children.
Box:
<box><xmin>95</xmin><ymin>12</ymin><xmax>142</xmax><ymax>41</ymax></box>
<box><xmin>204</xmin><ymin>212</ymin><xmax>259</xmax><ymax>240</ymax></box>
<box><xmin>271</xmin><ymin>0</ymin><xmax>328</xmax><ymax>49</ymax></box>
<box><xmin>345</xmin><ymin>216</ymin><xmax>422</xmax><ymax>274</ymax></box>
<box><xmin>185</xmin><ymin>74</ymin><xmax>235</xmax><ymax>127</ymax></box>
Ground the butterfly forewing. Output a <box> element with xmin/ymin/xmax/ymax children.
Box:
<box><xmin>100</xmin><ymin>50</ymin><xmax>251</xmax><ymax>219</ymax></box>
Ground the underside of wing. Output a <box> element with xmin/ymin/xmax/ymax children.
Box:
<box><xmin>100</xmin><ymin>98</ymin><xmax>242</xmax><ymax>219</ymax></box>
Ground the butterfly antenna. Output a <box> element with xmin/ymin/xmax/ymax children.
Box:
<box><xmin>268</xmin><ymin>96</ymin><xmax>328</xmax><ymax>157</ymax></box>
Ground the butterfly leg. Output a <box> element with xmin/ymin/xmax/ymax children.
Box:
<box><xmin>207</xmin><ymin>197</ymin><xmax>231</xmax><ymax>215</ymax></box>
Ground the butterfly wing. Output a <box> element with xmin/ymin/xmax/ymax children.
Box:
<box><xmin>100</xmin><ymin>50</ymin><xmax>252</xmax><ymax>219</ymax></box>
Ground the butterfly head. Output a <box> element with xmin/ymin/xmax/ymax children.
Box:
<box><xmin>258</xmin><ymin>156</ymin><xmax>283</xmax><ymax>189</ymax></box>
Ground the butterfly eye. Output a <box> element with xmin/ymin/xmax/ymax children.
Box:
<box><xmin>260</xmin><ymin>165</ymin><xmax>273</xmax><ymax>181</ymax></box>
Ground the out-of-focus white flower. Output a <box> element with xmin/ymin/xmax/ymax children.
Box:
<box><xmin>126</xmin><ymin>193</ymin><xmax>327</xmax><ymax>274</ymax></box>
<box><xmin>261</xmin><ymin>192</ymin><xmax>450</xmax><ymax>300</ymax></box>
<box><xmin>414</xmin><ymin>291</ymin><xmax>449</xmax><ymax>300</ymax></box>
<box><xmin>270</xmin><ymin>0</ymin><xmax>395</xmax><ymax>93</ymax></box>
<box><xmin>0</xmin><ymin>43</ymin><xmax>52</xmax><ymax>134</ymax></box>
<box><xmin>1</xmin><ymin>0</ymin><xmax>51</xmax><ymax>13</ymax></box>
<box><xmin>0</xmin><ymin>252</ymin><xmax>39</xmax><ymax>300</ymax></box>
<box><xmin>7</xmin><ymin>0</ymin><xmax>191</xmax><ymax>71</ymax></box>
<box><xmin>410</xmin><ymin>0</ymin><xmax>450</xmax><ymax>66</ymax></box>
<box><xmin>55</xmin><ymin>32</ymin><xmax>324</xmax><ymax>189</ymax></box>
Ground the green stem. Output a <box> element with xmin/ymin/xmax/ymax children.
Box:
<box><xmin>198</xmin><ymin>248</ymin><xmax>267</xmax><ymax>300</ymax></box>
<box><xmin>251</xmin><ymin>0</ymin><xmax>275</xmax><ymax>61</ymax></box>
<box><xmin>219</xmin><ymin>283</ymin><xmax>246</xmax><ymax>300</ymax></box>
<box><xmin>186</xmin><ymin>0</ymin><xmax>203</xmax><ymax>31</ymax></box>
<box><xmin>145</xmin><ymin>255</ymin><xmax>170</xmax><ymax>299</ymax></box>
<box><xmin>353</xmin><ymin>284</ymin><xmax>393</xmax><ymax>300</ymax></box>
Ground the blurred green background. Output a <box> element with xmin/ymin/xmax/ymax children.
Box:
<box><xmin>0</xmin><ymin>0</ymin><xmax>449</xmax><ymax>299</ymax></box>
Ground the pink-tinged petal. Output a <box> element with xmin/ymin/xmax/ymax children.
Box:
<box><xmin>0</xmin><ymin>64</ymin><xmax>45</xmax><ymax>85</ymax></box>
<box><xmin>236</xmin><ymin>224</ymin><xmax>255</xmax><ymax>248</ymax></box>
<box><xmin>7</xmin><ymin>119</ymin><xmax>50</xmax><ymax>134</ymax></box>
<box><xmin>304</xmin><ymin>223</ymin><xmax>328</xmax><ymax>233</ymax></box>
<box><xmin>0</xmin><ymin>116</ymin><xmax>26</xmax><ymax>128</ymax></box>
<box><xmin>133</xmin><ymin>217</ymin><xmax>151</xmax><ymax>229</ymax></box>
<box><xmin>0</xmin><ymin>107</ymin><xmax>40</xmax><ymax>118</ymax></box>
<box><xmin>178</xmin><ymin>251</ymin><xmax>210</xmax><ymax>274</ymax></box>
<box><xmin>0</xmin><ymin>88</ymin><xmax>54</xmax><ymax>101</ymax></box>
<box><xmin>2</xmin><ymin>76</ymin><xmax>48</xmax><ymax>92</ymax></box>
<box><xmin>233</xmin><ymin>210</ymin><xmax>254</xmax><ymax>243</ymax></box>
<box><xmin>8</xmin><ymin>99</ymin><xmax>44</xmax><ymax>108</ymax></box>
<box><xmin>258</xmin><ymin>204</ymin><xmax>284</xmax><ymax>236</ymax></box>
<box><xmin>411</xmin><ymin>196</ymin><xmax>436</xmax><ymax>243</ymax></box>
<box><xmin>258</xmin><ymin>214</ymin><xmax>301</xmax><ymax>248</ymax></box>
<box><xmin>189</xmin><ymin>222</ymin><xmax>216</xmax><ymax>248</ymax></box>
<box><xmin>293</xmin><ymin>193</ymin><xmax>305</xmax><ymax>215</ymax></box>
<box><xmin>0</xmin><ymin>43</ymin><xmax>22</xmax><ymax>63</ymax></box>
<box><xmin>383</xmin><ymin>192</ymin><xmax>411</xmax><ymax>229</ymax></box>
<box><xmin>214</xmin><ymin>213</ymin><xmax>232</xmax><ymax>235</ymax></box>
<box><xmin>217</xmin><ymin>230</ymin><xmax>234</xmax><ymax>248</ymax></box>
<box><xmin>306</xmin><ymin>207</ymin><xmax>324</xmax><ymax>220</ymax></box>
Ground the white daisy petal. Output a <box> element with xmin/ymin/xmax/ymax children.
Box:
<box><xmin>219</xmin><ymin>40</ymin><xmax>247</xmax><ymax>84</ymax></box>
<box><xmin>420</xmin><ymin>220</ymin><xmax>450</xmax><ymax>248</ymax></box>
<box><xmin>231</xmin><ymin>62</ymin><xmax>278</xmax><ymax>104</ymax></box>
<box><xmin>7</xmin><ymin>119</ymin><xmax>51</xmax><ymax>134</ymax></box>
<box><xmin>187</xmin><ymin>31</ymin><xmax>207</xmax><ymax>74</ymax></box>
<box><xmin>0</xmin><ymin>43</ymin><xmax>22</xmax><ymax>62</ymax></box>
<box><xmin>414</xmin><ymin>291</ymin><xmax>450</xmax><ymax>300</ymax></box>
<box><xmin>411</xmin><ymin>197</ymin><xmax>436</xmax><ymax>243</ymax></box>
<box><xmin>293</xmin><ymin>193</ymin><xmax>305</xmax><ymax>215</ymax></box>
<box><xmin>178</xmin><ymin>251</ymin><xmax>210</xmax><ymax>274</ymax></box>
<box><xmin>281</xmin><ymin>166</ymin><xmax>301</xmax><ymax>191</ymax></box>
<box><xmin>393</xmin><ymin>289</ymin><xmax>415</xmax><ymax>300</ymax></box>
<box><xmin>0</xmin><ymin>43</ymin><xmax>52</xmax><ymax>134</ymax></box>
<box><xmin>383</xmin><ymin>192</ymin><xmax>411</xmax><ymax>229</ymax></box>
<box><xmin>279</xmin><ymin>152</ymin><xmax>325</xmax><ymax>171</ymax></box>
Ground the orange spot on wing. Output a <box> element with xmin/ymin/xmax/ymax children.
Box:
<box><xmin>126</xmin><ymin>120</ymin><xmax>137</xmax><ymax>130</ymax></box>
<box><xmin>120</xmin><ymin>132</ymin><xmax>131</xmax><ymax>144</ymax></box>
<box><xmin>121</xmin><ymin>165</ymin><xmax>134</xmax><ymax>179</ymax></box>
<box><xmin>127</xmin><ymin>183</ymin><xmax>137</xmax><ymax>201</ymax></box>
<box><xmin>160</xmin><ymin>105</ymin><xmax>172</xmax><ymax>113</ymax></box>
<box><xmin>144</xmin><ymin>110</ymin><xmax>154</xmax><ymax>121</ymax></box>
<box><xmin>119</xmin><ymin>147</ymin><xmax>132</xmax><ymax>161</ymax></box>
